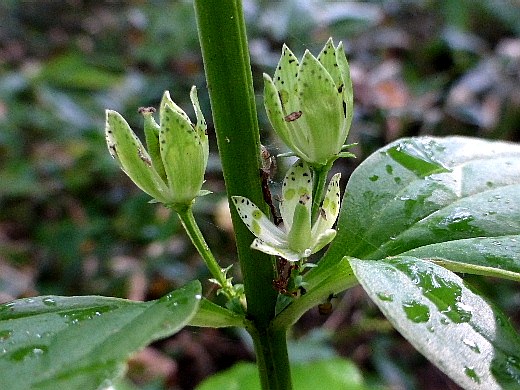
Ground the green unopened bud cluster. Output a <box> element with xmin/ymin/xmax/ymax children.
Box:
<box><xmin>263</xmin><ymin>38</ymin><xmax>354</xmax><ymax>168</ymax></box>
<box><xmin>105</xmin><ymin>86</ymin><xmax>209</xmax><ymax>207</ymax></box>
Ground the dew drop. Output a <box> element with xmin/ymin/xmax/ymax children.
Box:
<box><xmin>195</xmin><ymin>294</ymin><xmax>202</xmax><ymax>300</ymax></box>
<box><xmin>376</xmin><ymin>292</ymin><xmax>394</xmax><ymax>302</ymax></box>
<box><xmin>59</xmin><ymin>305</ymin><xmax>114</xmax><ymax>325</ymax></box>
<box><xmin>402</xmin><ymin>300</ymin><xmax>430</xmax><ymax>323</ymax></box>
<box><xmin>0</xmin><ymin>330</ymin><xmax>13</xmax><ymax>341</ymax></box>
<box><xmin>464</xmin><ymin>366</ymin><xmax>481</xmax><ymax>384</ymax></box>
<box><xmin>42</xmin><ymin>297</ymin><xmax>57</xmax><ymax>307</ymax></box>
<box><xmin>462</xmin><ymin>338</ymin><xmax>481</xmax><ymax>354</ymax></box>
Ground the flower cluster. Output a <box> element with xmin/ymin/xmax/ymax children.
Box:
<box><xmin>105</xmin><ymin>86</ymin><xmax>208</xmax><ymax>206</ymax></box>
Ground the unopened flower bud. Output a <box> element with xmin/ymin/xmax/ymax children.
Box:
<box><xmin>105</xmin><ymin>86</ymin><xmax>209</xmax><ymax>206</ymax></box>
<box><xmin>264</xmin><ymin>38</ymin><xmax>353</xmax><ymax>167</ymax></box>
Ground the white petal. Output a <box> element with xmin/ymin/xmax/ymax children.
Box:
<box><xmin>280</xmin><ymin>160</ymin><xmax>313</xmax><ymax>228</ymax></box>
<box><xmin>251</xmin><ymin>239</ymin><xmax>302</xmax><ymax>262</ymax></box>
<box><xmin>232</xmin><ymin>196</ymin><xmax>287</xmax><ymax>247</ymax></box>
<box><xmin>312</xmin><ymin>172</ymin><xmax>341</xmax><ymax>237</ymax></box>
<box><xmin>311</xmin><ymin>229</ymin><xmax>337</xmax><ymax>254</ymax></box>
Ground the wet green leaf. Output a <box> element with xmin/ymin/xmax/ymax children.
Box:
<box><xmin>0</xmin><ymin>281</ymin><xmax>201</xmax><ymax>390</ymax></box>
<box><xmin>322</xmin><ymin>136</ymin><xmax>520</xmax><ymax>280</ymax></box>
<box><xmin>195</xmin><ymin>358</ymin><xmax>365</xmax><ymax>390</ymax></box>
<box><xmin>350</xmin><ymin>257</ymin><xmax>520</xmax><ymax>390</ymax></box>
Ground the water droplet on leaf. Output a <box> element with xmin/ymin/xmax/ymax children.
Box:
<box><xmin>376</xmin><ymin>292</ymin><xmax>394</xmax><ymax>302</ymax></box>
<box><xmin>42</xmin><ymin>297</ymin><xmax>57</xmax><ymax>307</ymax></box>
<box><xmin>402</xmin><ymin>300</ymin><xmax>430</xmax><ymax>323</ymax></box>
<box><xmin>10</xmin><ymin>345</ymin><xmax>48</xmax><ymax>361</ymax></box>
<box><xmin>464</xmin><ymin>366</ymin><xmax>481</xmax><ymax>383</ymax></box>
<box><xmin>0</xmin><ymin>330</ymin><xmax>13</xmax><ymax>341</ymax></box>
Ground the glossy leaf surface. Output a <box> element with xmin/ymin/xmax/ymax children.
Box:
<box><xmin>0</xmin><ymin>281</ymin><xmax>201</xmax><ymax>390</ymax></box>
<box><xmin>322</xmin><ymin>136</ymin><xmax>520</xmax><ymax>280</ymax></box>
<box><xmin>350</xmin><ymin>257</ymin><xmax>520</xmax><ymax>389</ymax></box>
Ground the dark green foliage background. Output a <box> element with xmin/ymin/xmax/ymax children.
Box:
<box><xmin>1</xmin><ymin>1</ymin><xmax>519</xmax><ymax>389</ymax></box>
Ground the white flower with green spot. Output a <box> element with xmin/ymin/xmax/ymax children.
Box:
<box><xmin>232</xmin><ymin>160</ymin><xmax>341</xmax><ymax>262</ymax></box>
<box><xmin>263</xmin><ymin>38</ymin><xmax>354</xmax><ymax>168</ymax></box>
<box><xmin>105</xmin><ymin>86</ymin><xmax>209</xmax><ymax>206</ymax></box>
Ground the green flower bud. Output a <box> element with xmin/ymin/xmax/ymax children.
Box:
<box><xmin>263</xmin><ymin>38</ymin><xmax>353</xmax><ymax>167</ymax></box>
<box><xmin>105</xmin><ymin>86</ymin><xmax>209</xmax><ymax>206</ymax></box>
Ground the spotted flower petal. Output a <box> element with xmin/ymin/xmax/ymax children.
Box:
<box><xmin>311</xmin><ymin>172</ymin><xmax>342</xmax><ymax>238</ymax></box>
<box><xmin>279</xmin><ymin>160</ymin><xmax>313</xmax><ymax>228</ymax></box>
<box><xmin>232</xmin><ymin>160</ymin><xmax>341</xmax><ymax>262</ymax></box>
<box><xmin>232</xmin><ymin>196</ymin><xmax>287</xmax><ymax>247</ymax></box>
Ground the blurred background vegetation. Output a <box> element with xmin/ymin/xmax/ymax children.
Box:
<box><xmin>1</xmin><ymin>1</ymin><xmax>519</xmax><ymax>389</ymax></box>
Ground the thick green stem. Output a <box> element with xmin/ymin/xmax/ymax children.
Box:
<box><xmin>248</xmin><ymin>326</ymin><xmax>292</xmax><ymax>390</ymax></box>
<box><xmin>176</xmin><ymin>206</ymin><xmax>232</xmax><ymax>297</ymax></box>
<box><xmin>193</xmin><ymin>1</ymin><xmax>292</xmax><ymax>389</ymax></box>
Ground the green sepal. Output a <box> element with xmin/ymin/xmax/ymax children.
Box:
<box><xmin>105</xmin><ymin>110</ymin><xmax>171</xmax><ymax>202</ymax></box>
<box><xmin>197</xmin><ymin>189</ymin><xmax>213</xmax><ymax>197</ymax></box>
<box><xmin>297</xmin><ymin>51</ymin><xmax>344</xmax><ymax>165</ymax></box>
<box><xmin>142</xmin><ymin>108</ymin><xmax>167</xmax><ymax>182</ymax></box>
<box><xmin>338</xmin><ymin>152</ymin><xmax>356</xmax><ymax>159</ymax></box>
<box><xmin>335</xmin><ymin>41</ymin><xmax>354</xmax><ymax>132</ymax></box>
<box><xmin>160</xmin><ymin>102</ymin><xmax>206</xmax><ymax>205</ymax></box>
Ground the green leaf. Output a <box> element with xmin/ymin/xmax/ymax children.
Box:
<box><xmin>188</xmin><ymin>298</ymin><xmax>246</xmax><ymax>328</ymax></box>
<box><xmin>321</xmin><ymin>136</ymin><xmax>520</xmax><ymax>280</ymax></box>
<box><xmin>195</xmin><ymin>358</ymin><xmax>365</xmax><ymax>390</ymax></box>
<box><xmin>403</xmin><ymin>236</ymin><xmax>520</xmax><ymax>282</ymax></box>
<box><xmin>350</xmin><ymin>257</ymin><xmax>520</xmax><ymax>389</ymax></box>
<box><xmin>0</xmin><ymin>281</ymin><xmax>201</xmax><ymax>390</ymax></box>
<box><xmin>38</xmin><ymin>53</ymin><xmax>122</xmax><ymax>91</ymax></box>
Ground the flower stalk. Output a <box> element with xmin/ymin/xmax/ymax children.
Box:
<box><xmin>175</xmin><ymin>205</ymin><xmax>237</xmax><ymax>301</ymax></box>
